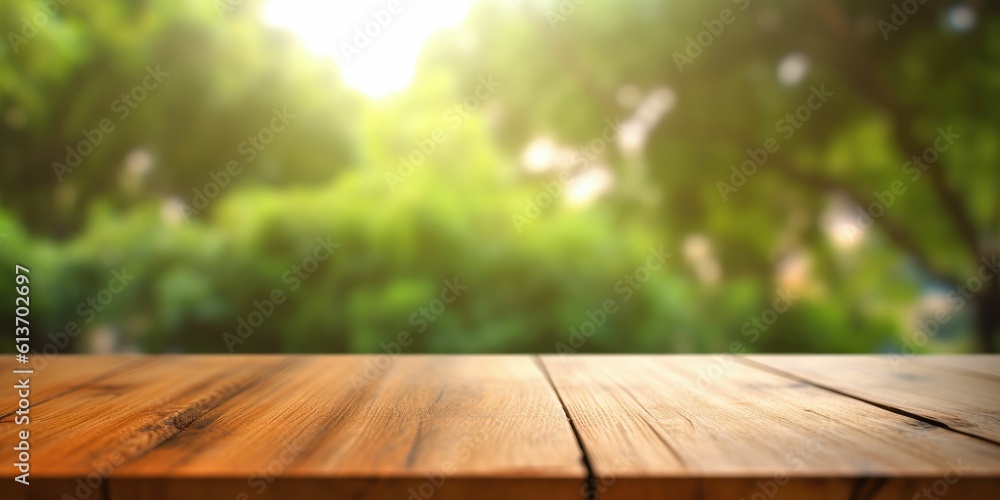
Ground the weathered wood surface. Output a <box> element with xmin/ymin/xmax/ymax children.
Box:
<box><xmin>542</xmin><ymin>355</ymin><xmax>1000</xmax><ymax>499</ymax></box>
<box><xmin>919</xmin><ymin>354</ymin><xmax>1000</xmax><ymax>380</ymax></box>
<box><xmin>747</xmin><ymin>355</ymin><xmax>1000</xmax><ymax>443</ymax></box>
<box><xmin>112</xmin><ymin>355</ymin><xmax>585</xmax><ymax>499</ymax></box>
<box><xmin>1</xmin><ymin>355</ymin><xmax>998</xmax><ymax>499</ymax></box>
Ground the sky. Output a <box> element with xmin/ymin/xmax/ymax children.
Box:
<box><xmin>263</xmin><ymin>0</ymin><xmax>476</xmax><ymax>97</ymax></box>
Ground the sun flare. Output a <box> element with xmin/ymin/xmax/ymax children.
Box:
<box><xmin>263</xmin><ymin>0</ymin><xmax>474</xmax><ymax>98</ymax></box>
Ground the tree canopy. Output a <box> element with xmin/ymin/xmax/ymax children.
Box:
<box><xmin>1</xmin><ymin>0</ymin><xmax>997</xmax><ymax>354</ymax></box>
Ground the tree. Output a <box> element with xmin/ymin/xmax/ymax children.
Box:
<box><xmin>427</xmin><ymin>0</ymin><xmax>999</xmax><ymax>351</ymax></box>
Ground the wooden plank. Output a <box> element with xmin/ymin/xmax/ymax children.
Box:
<box><xmin>0</xmin><ymin>355</ymin><xmax>147</xmax><ymax>416</ymax></box>
<box><xmin>0</xmin><ymin>478</ymin><xmax>99</xmax><ymax>500</ymax></box>
<box><xmin>585</xmin><ymin>477</ymin><xmax>1000</xmax><ymax>500</ymax></box>
<box><xmin>747</xmin><ymin>355</ymin><xmax>1000</xmax><ymax>443</ymax></box>
<box><xmin>917</xmin><ymin>355</ymin><xmax>1000</xmax><ymax>381</ymax></box>
<box><xmin>541</xmin><ymin>355</ymin><xmax>1000</xmax><ymax>500</ymax></box>
<box><xmin>0</xmin><ymin>355</ymin><xmax>287</xmax><ymax>498</ymax></box>
<box><xmin>111</xmin><ymin>355</ymin><xmax>585</xmax><ymax>499</ymax></box>
<box><xmin>0</xmin><ymin>355</ymin><xmax>147</xmax><ymax>500</ymax></box>
<box><xmin>5</xmin><ymin>355</ymin><xmax>1000</xmax><ymax>499</ymax></box>
<box><xmin>109</xmin><ymin>477</ymin><xmax>580</xmax><ymax>500</ymax></box>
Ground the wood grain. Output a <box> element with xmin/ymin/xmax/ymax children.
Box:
<box><xmin>111</xmin><ymin>355</ymin><xmax>585</xmax><ymax>499</ymax></box>
<box><xmin>3</xmin><ymin>355</ymin><xmax>1000</xmax><ymax>500</ymax></box>
<box><xmin>0</xmin><ymin>355</ymin><xmax>144</xmax><ymax>416</ymax></box>
<box><xmin>542</xmin><ymin>355</ymin><xmax>1000</xmax><ymax>499</ymax></box>
<box><xmin>0</xmin><ymin>356</ymin><xmax>150</xmax><ymax>500</ymax></box>
<box><xmin>0</xmin><ymin>354</ymin><xmax>286</xmax><ymax>500</ymax></box>
<box><xmin>746</xmin><ymin>355</ymin><xmax>1000</xmax><ymax>443</ymax></box>
<box><xmin>918</xmin><ymin>355</ymin><xmax>1000</xmax><ymax>381</ymax></box>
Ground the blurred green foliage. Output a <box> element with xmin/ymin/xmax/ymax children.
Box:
<box><xmin>0</xmin><ymin>0</ymin><xmax>997</xmax><ymax>353</ymax></box>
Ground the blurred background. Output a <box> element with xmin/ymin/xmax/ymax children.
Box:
<box><xmin>1</xmin><ymin>0</ymin><xmax>997</xmax><ymax>355</ymax></box>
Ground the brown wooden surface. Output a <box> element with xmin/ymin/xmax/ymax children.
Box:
<box><xmin>542</xmin><ymin>355</ymin><xmax>1000</xmax><ymax>499</ymax></box>
<box><xmin>746</xmin><ymin>355</ymin><xmax>1000</xmax><ymax>443</ymax></box>
<box><xmin>1</xmin><ymin>355</ymin><xmax>999</xmax><ymax>499</ymax></box>
<box><xmin>919</xmin><ymin>355</ymin><xmax>1000</xmax><ymax>381</ymax></box>
<box><xmin>112</xmin><ymin>355</ymin><xmax>585</xmax><ymax>499</ymax></box>
<box><xmin>0</xmin><ymin>355</ymin><xmax>145</xmax><ymax>416</ymax></box>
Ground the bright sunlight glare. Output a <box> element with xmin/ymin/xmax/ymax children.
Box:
<box><xmin>263</xmin><ymin>0</ymin><xmax>475</xmax><ymax>98</ymax></box>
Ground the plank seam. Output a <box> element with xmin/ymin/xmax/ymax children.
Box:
<box><xmin>535</xmin><ymin>356</ymin><xmax>598</xmax><ymax>500</ymax></box>
<box><xmin>849</xmin><ymin>477</ymin><xmax>888</xmax><ymax>500</ymax></box>
<box><xmin>736</xmin><ymin>356</ymin><xmax>1000</xmax><ymax>449</ymax></box>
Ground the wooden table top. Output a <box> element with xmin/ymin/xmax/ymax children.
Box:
<box><xmin>2</xmin><ymin>355</ymin><xmax>999</xmax><ymax>499</ymax></box>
